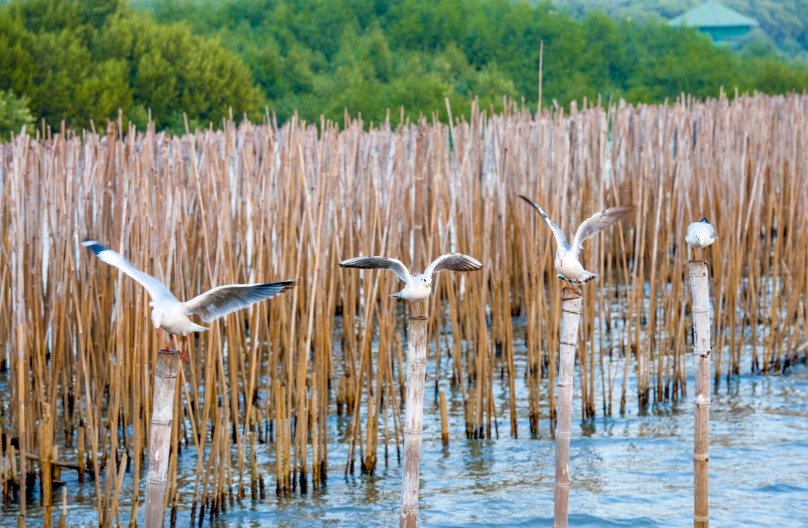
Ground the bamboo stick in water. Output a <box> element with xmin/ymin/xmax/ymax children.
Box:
<box><xmin>145</xmin><ymin>351</ymin><xmax>181</xmax><ymax>528</ymax></box>
<box><xmin>689</xmin><ymin>260</ymin><xmax>712</xmax><ymax>528</ymax></box>
<box><xmin>554</xmin><ymin>287</ymin><xmax>582</xmax><ymax>528</ymax></box>
<box><xmin>399</xmin><ymin>315</ymin><xmax>428</xmax><ymax>528</ymax></box>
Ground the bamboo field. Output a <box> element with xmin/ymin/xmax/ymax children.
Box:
<box><xmin>0</xmin><ymin>93</ymin><xmax>806</xmax><ymax>526</ymax></box>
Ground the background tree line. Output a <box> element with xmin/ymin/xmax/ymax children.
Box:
<box><xmin>1</xmin><ymin>0</ymin><xmax>807</xmax><ymax>137</ymax></box>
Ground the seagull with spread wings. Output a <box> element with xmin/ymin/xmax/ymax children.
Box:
<box><xmin>519</xmin><ymin>196</ymin><xmax>634</xmax><ymax>294</ymax></box>
<box><xmin>82</xmin><ymin>240</ymin><xmax>297</xmax><ymax>361</ymax></box>
<box><xmin>338</xmin><ymin>253</ymin><xmax>482</xmax><ymax>315</ymax></box>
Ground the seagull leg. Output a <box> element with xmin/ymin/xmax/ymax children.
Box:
<box><xmin>160</xmin><ymin>334</ymin><xmax>174</xmax><ymax>353</ymax></box>
<box><xmin>178</xmin><ymin>335</ymin><xmax>190</xmax><ymax>363</ymax></box>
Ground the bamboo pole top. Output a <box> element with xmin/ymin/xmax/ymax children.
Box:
<box><xmin>560</xmin><ymin>287</ymin><xmax>582</xmax><ymax>302</ymax></box>
<box><xmin>155</xmin><ymin>351</ymin><xmax>181</xmax><ymax>378</ymax></box>
<box><xmin>408</xmin><ymin>315</ymin><xmax>429</xmax><ymax>321</ymax></box>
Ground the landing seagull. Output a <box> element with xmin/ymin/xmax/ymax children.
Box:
<box><xmin>519</xmin><ymin>195</ymin><xmax>634</xmax><ymax>294</ymax></box>
<box><xmin>338</xmin><ymin>253</ymin><xmax>482</xmax><ymax>315</ymax></box>
<box><xmin>685</xmin><ymin>218</ymin><xmax>718</xmax><ymax>261</ymax></box>
<box><xmin>82</xmin><ymin>240</ymin><xmax>297</xmax><ymax>361</ymax></box>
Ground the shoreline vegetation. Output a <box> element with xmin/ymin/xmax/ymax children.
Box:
<box><xmin>1</xmin><ymin>0</ymin><xmax>808</xmax><ymax>137</ymax></box>
<box><xmin>1</xmin><ymin>93</ymin><xmax>806</xmax><ymax>525</ymax></box>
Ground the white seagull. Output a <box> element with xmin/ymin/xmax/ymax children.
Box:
<box><xmin>519</xmin><ymin>195</ymin><xmax>634</xmax><ymax>293</ymax></box>
<box><xmin>82</xmin><ymin>240</ymin><xmax>297</xmax><ymax>360</ymax></box>
<box><xmin>685</xmin><ymin>217</ymin><xmax>718</xmax><ymax>261</ymax></box>
<box><xmin>338</xmin><ymin>253</ymin><xmax>482</xmax><ymax>315</ymax></box>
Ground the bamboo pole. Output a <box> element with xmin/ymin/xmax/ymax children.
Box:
<box><xmin>688</xmin><ymin>259</ymin><xmax>712</xmax><ymax>528</ymax></box>
<box><xmin>399</xmin><ymin>315</ymin><xmax>428</xmax><ymax>528</ymax></box>
<box><xmin>439</xmin><ymin>391</ymin><xmax>449</xmax><ymax>445</ymax></box>
<box><xmin>554</xmin><ymin>287</ymin><xmax>582</xmax><ymax>528</ymax></box>
<box><xmin>145</xmin><ymin>351</ymin><xmax>181</xmax><ymax>528</ymax></box>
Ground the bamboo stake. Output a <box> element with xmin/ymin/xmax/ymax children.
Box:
<box><xmin>554</xmin><ymin>287</ymin><xmax>582</xmax><ymax>528</ymax></box>
<box><xmin>689</xmin><ymin>259</ymin><xmax>712</xmax><ymax>528</ymax></box>
<box><xmin>399</xmin><ymin>315</ymin><xmax>428</xmax><ymax>528</ymax></box>
<box><xmin>145</xmin><ymin>351</ymin><xmax>180</xmax><ymax>528</ymax></box>
<box><xmin>439</xmin><ymin>391</ymin><xmax>449</xmax><ymax>445</ymax></box>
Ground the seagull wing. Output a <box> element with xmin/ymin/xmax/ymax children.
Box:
<box><xmin>183</xmin><ymin>280</ymin><xmax>298</xmax><ymax>323</ymax></box>
<box><xmin>570</xmin><ymin>205</ymin><xmax>635</xmax><ymax>259</ymax></box>
<box><xmin>518</xmin><ymin>195</ymin><xmax>570</xmax><ymax>250</ymax></box>
<box><xmin>82</xmin><ymin>240</ymin><xmax>177</xmax><ymax>302</ymax></box>
<box><xmin>339</xmin><ymin>256</ymin><xmax>413</xmax><ymax>285</ymax></box>
<box><xmin>423</xmin><ymin>253</ymin><xmax>482</xmax><ymax>279</ymax></box>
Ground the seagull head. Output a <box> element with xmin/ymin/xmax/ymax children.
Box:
<box><xmin>416</xmin><ymin>274</ymin><xmax>432</xmax><ymax>288</ymax></box>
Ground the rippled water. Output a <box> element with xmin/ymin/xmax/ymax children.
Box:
<box><xmin>3</xmin><ymin>348</ymin><xmax>807</xmax><ymax>527</ymax></box>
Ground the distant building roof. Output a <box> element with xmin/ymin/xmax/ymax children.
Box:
<box><xmin>670</xmin><ymin>1</ymin><xmax>759</xmax><ymax>28</ymax></box>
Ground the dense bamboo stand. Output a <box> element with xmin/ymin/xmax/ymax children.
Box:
<box><xmin>688</xmin><ymin>260</ymin><xmax>712</xmax><ymax>528</ymax></box>
<box><xmin>0</xmin><ymin>95</ymin><xmax>806</xmax><ymax>525</ymax></box>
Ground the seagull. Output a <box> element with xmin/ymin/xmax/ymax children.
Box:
<box><xmin>685</xmin><ymin>218</ymin><xmax>718</xmax><ymax>261</ymax></box>
<box><xmin>82</xmin><ymin>240</ymin><xmax>297</xmax><ymax>361</ymax></box>
<box><xmin>338</xmin><ymin>253</ymin><xmax>482</xmax><ymax>315</ymax></box>
<box><xmin>519</xmin><ymin>195</ymin><xmax>634</xmax><ymax>294</ymax></box>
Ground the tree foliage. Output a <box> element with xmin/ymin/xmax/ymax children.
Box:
<box><xmin>1</xmin><ymin>0</ymin><xmax>807</xmax><ymax>135</ymax></box>
<box><xmin>0</xmin><ymin>90</ymin><xmax>34</xmax><ymax>139</ymax></box>
<box><xmin>0</xmin><ymin>0</ymin><xmax>263</xmax><ymax>133</ymax></box>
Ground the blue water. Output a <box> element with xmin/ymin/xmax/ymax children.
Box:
<box><xmin>5</xmin><ymin>356</ymin><xmax>806</xmax><ymax>527</ymax></box>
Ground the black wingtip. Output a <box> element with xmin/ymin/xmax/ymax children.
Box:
<box><xmin>518</xmin><ymin>195</ymin><xmax>547</xmax><ymax>218</ymax></box>
<box><xmin>699</xmin><ymin>217</ymin><xmax>710</xmax><ymax>224</ymax></box>
<box><xmin>266</xmin><ymin>279</ymin><xmax>298</xmax><ymax>292</ymax></box>
<box><xmin>81</xmin><ymin>240</ymin><xmax>107</xmax><ymax>255</ymax></box>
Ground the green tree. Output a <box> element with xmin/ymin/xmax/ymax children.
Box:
<box><xmin>0</xmin><ymin>90</ymin><xmax>35</xmax><ymax>138</ymax></box>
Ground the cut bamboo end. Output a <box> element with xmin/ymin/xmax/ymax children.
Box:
<box><xmin>560</xmin><ymin>287</ymin><xmax>582</xmax><ymax>302</ymax></box>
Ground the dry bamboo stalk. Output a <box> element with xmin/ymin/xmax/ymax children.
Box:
<box><xmin>145</xmin><ymin>351</ymin><xmax>180</xmax><ymax>528</ymax></box>
<box><xmin>38</xmin><ymin>403</ymin><xmax>54</xmax><ymax>528</ymax></box>
<box><xmin>439</xmin><ymin>391</ymin><xmax>449</xmax><ymax>445</ymax></box>
<box><xmin>399</xmin><ymin>315</ymin><xmax>428</xmax><ymax>528</ymax></box>
<box><xmin>554</xmin><ymin>287</ymin><xmax>582</xmax><ymax>528</ymax></box>
<box><xmin>689</xmin><ymin>260</ymin><xmax>712</xmax><ymax>528</ymax></box>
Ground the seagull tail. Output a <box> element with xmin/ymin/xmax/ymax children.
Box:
<box><xmin>579</xmin><ymin>271</ymin><xmax>598</xmax><ymax>284</ymax></box>
<box><xmin>389</xmin><ymin>292</ymin><xmax>404</xmax><ymax>299</ymax></box>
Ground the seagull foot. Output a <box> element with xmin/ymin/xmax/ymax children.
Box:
<box><xmin>179</xmin><ymin>349</ymin><xmax>189</xmax><ymax>363</ymax></box>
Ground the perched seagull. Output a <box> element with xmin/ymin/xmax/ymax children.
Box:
<box><xmin>338</xmin><ymin>253</ymin><xmax>482</xmax><ymax>315</ymax></box>
<box><xmin>519</xmin><ymin>195</ymin><xmax>634</xmax><ymax>293</ymax></box>
<box><xmin>82</xmin><ymin>240</ymin><xmax>297</xmax><ymax>361</ymax></box>
<box><xmin>685</xmin><ymin>218</ymin><xmax>718</xmax><ymax>261</ymax></box>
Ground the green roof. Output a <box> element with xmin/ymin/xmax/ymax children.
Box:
<box><xmin>670</xmin><ymin>1</ymin><xmax>759</xmax><ymax>28</ymax></box>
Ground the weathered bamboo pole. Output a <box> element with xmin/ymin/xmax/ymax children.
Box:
<box><xmin>688</xmin><ymin>260</ymin><xmax>711</xmax><ymax>528</ymax></box>
<box><xmin>554</xmin><ymin>287</ymin><xmax>582</xmax><ymax>528</ymax></box>
<box><xmin>439</xmin><ymin>391</ymin><xmax>449</xmax><ymax>445</ymax></box>
<box><xmin>399</xmin><ymin>315</ymin><xmax>428</xmax><ymax>528</ymax></box>
<box><xmin>145</xmin><ymin>351</ymin><xmax>181</xmax><ymax>528</ymax></box>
